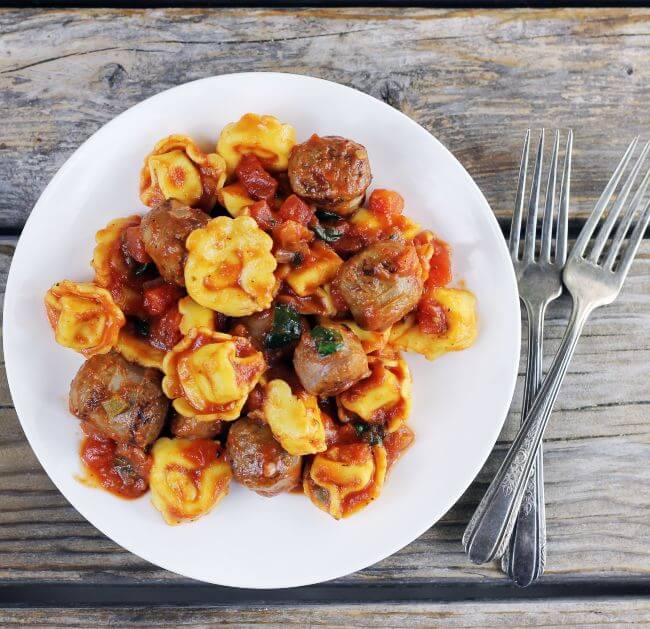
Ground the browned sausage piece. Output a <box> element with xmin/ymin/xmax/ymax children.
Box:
<box><xmin>69</xmin><ymin>352</ymin><xmax>168</xmax><ymax>448</ymax></box>
<box><xmin>288</xmin><ymin>135</ymin><xmax>371</xmax><ymax>215</ymax></box>
<box><xmin>226</xmin><ymin>417</ymin><xmax>301</xmax><ymax>496</ymax></box>
<box><xmin>140</xmin><ymin>199</ymin><xmax>210</xmax><ymax>286</ymax></box>
<box><xmin>170</xmin><ymin>415</ymin><xmax>223</xmax><ymax>439</ymax></box>
<box><xmin>293</xmin><ymin>323</ymin><xmax>370</xmax><ymax>397</ymax></box>
<box><xmin>335</xmin><ymin>239</ymin><xmax>424</xmax><ymax>332</ymax></box>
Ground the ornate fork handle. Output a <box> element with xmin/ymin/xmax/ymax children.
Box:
<box><xmin>463</xmin><ymin>297</ymin><xmax>592</xmax><ymax>564</ymax></box>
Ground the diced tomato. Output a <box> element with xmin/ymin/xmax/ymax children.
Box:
<box><xmin>249</xmin><ymin>200</ymin><xmax>278</xmax><ymax>231</ymax></box>
<box><xmin>417</xmin><ymin>295</ymin><xmax>448</xmax><ymax>336</ymax></box>
<box><xmin>427</xmin><ymin>239</ymin><xmax>452</xmax><ymax>287</ymax></box>
<box><xmin>367</xmin><ymin>189</ymin><xmax>405</xmax><ymax>219</ymax></box>
<box><xmin>272</xmin><ymin>220</ymin><xmax>314</xmax><ymax>251</ymax></box>
<box><xmin>122</xmin><ymin>225</ymin><xmax>151</xmax><ymax>265</ymax></box>
<box><xmin>149</xmin><ymin>307</ymin><xmax>183</xmax><ymax>350</ymax></box>
<box><xmin>143</xmin><ymin>281</ymin><xmax>184</xmax><ymax>318</ymax></box>
<box><xmin>277</xmin><ymin>194</ymin><xmax>314</xmax><ymax>225</ymax></box>
<box><xmin>235</xmin><ymin>154</ymin><xmax>278</xmax><ymax>201</ymax></box>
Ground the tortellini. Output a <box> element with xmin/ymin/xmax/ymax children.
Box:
<box><xmin>162</xmin><ymin>328</ymin><xmax>266</xmax><ymax>421</ymax></box>
<box><xmin>217</xmin><ymin>182</ymin><xmax>255</xmax><ymax>218</ymax></box>
<box><xmin>185</xmin><ymin>216</ymin><xmax>278</xmax><ymax>317</ymax></box>
<box><xmin>178</xmin><ymin>296</ymin><xmax>218</xmax><ymax>336</ymax></box>
<box><xmin>337</xmin><ymin>352</ymin><xmax>412</xmax><ymax>432</ymax></box>
<box><xmin>262</xmin><ymin>379</ymin><xmax>327</xmax><ymax>456</ymax></box>
<box><xmin>284</xmin><ymin>242</ymin><xmax>343</xmax><ymax>297</ymax></box>
<box><xmin>150</xmin><ymin>437</ymin><xmax>232</xmax><ymax>525</ymax></box>
<box><xmin>140</xmin><ymin>135</ymin><xmax>227</xmax><ymax>210</ymax></box>
<box><xmin>92</xmin><ymin>215</ymin><xmax>147</xmax><ymax>317</ymax></box>
<box><xmin>327</xmin><ymin>319</ymin><xmax>391</xmax><ymax>354</ymax></box>
<box><xmin>115</xmin><ymin>327</ymin><xmax>165</xmax><ymax>370</ymax></box>
<box><xmin>44</xmin><ymin>280</ymin><xmax>125</xmax><ymax>357</ymax></box>
<box><xmin>391</xmin><ymin>287</ymin><xmax>478</xmax><ymax>360</ymax></box>
<box><xmin>217</xmin><ymin>113</ymin><xmax>296</xmax><ymax>174</ymax></box>
<box><xmin>304</xmin><ymin>442</ymin><xmax>387</xmax><ymax>519</ymax></box>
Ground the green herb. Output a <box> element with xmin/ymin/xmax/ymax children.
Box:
<box><xmin>102</xmin><ymin>397</ymin><xmax>129</xmax><ymax>418</ymax></box>
<box><xmin>133</xmin><ymin>318</ymin><xmax>150</xmax><ymax>337</ymax></box>
<box><xmin>134</xmin><ymin>262</ymin><xmax>153</xmax><ymax>276</ymax></box>
<box><xmin>310</xmin><ymin>326</ymin><xmax>344</xmax><ymax>356</ymax></box>
<box><xmin>312</xmin><ymin>223</ymin><xmax>344</xmax><ymax>243</ymax></box>
<box><xmin>353</xmin><ymin>422</ymin><xmax>384</xmax><ymax>446</ymax></box>
<box><xmin>316</xmin><ymin>209</ymin><xmax>343</xmax><ymax>222</ymax></box>
<box><xmin>264</xmin><ymin>305</ymin><xmax>302</xmax><ymax>349</ymax></box>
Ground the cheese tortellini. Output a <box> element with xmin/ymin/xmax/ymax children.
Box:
<box><xmin>217</xmin><ymin>182</ymin><xmax>255</xmax><ymax>218</ymax></box>
<box><xmin>177</xmin><ymin>296</ymin><xmax>218</xmax><ymax>336</ymax></box>
<box><xmin>150</xmin><ymin>437</ymin><xmax>232</xmax><ymax>525</ymax></box>
<box><xmin>115</xmin><ymin>327</ymin><xmax>166</xmax><ymax>370</ymax></box>
<box><xmin>163</xmin><ymin>328</ymin><xmax>266</xmax><ymax>421</ymax></box>
<box><xmin>262</xmin><ymin>379</ymin><xmax>327</xmax><ymax>456</ymax></box>
<box><xmin>391</xmin><ymin>287</ymin><xmax>478</xmax><ymax>361</ymax></box>
<box><xmin>217</xmin><ymin>113</ymin><xmax>296</xmax><ymax>174</ymax></box>
<box><xmin>284</xmin><ymin>242</ymin><xmax>343</xmax><ymax>298</ymax></box>
<box><xmin>304</xmin><ymin>442</ymin><xmax>387</xmax><ymax>519</ymax></box>
<box><xmin>140</xmin><ymin>135</ymin><xmax>227</xmax><ymax>211</ymax></box>
<box><xmin>327</xmin><ymin>319</ymin><xmax>391</xmax><ymax>355</ymax></box>
<box><xmin>185</xmin><ymin>215</ymin><xmax>278</xmax><ymax>317</ymax></box>
<box><xmin>338</xmin><ymin>351</ymin><xmax>412</xmax><ymax>432</ymax></box>
<box><xmin>44</xmin><ymin>281</ymin><xmax>125</xmax><ymax>357</ymax></box>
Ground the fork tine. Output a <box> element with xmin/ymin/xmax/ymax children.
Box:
<box><xmin>573</xmin><ymin>137</ymin><xmax>639</xmax><ymax>257</ymax></box>
<box><xmin>523</xmin><ymin>130</ymin><xmax>544</xmax><ymax>262</ymax></box>
<box><xmin>604</xmin><ymin>165</ymin><xmax>650</xmax><ymax>269</ymax></box>
<box><xmin>555</xmin><ymin>130</ymin><xmax>573</xmax><ymax>264</ymax></box>
<box><xmin>540</xmin><ymin>130</ymin><xmax>560</xmax><ymax>262</ymax></box>
<box><xmin>615</xmin><ymin>198</ymin><xmax>650</xmax><ymax>279</ymax></box>
<box><xmin>588</xmin><ymin>141</ymin><xmax>650</xmax><ymax>263</ymax></box>
<box><xmin>509</xmin><ymin>130</ymin><xmax>531</xmax><ymax>259</ymax></box>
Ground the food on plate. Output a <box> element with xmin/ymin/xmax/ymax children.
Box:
<box><xmin>140</xmin><ymin>200</ymin><xmax>210</xmax><ymax>286</ymax></box>
<box><xmin>140</xmin><ymin>134</ymin><xmax>227</xmax><ymax>210</ymax></box>
<box><xmin>162</xmin><ymin>328</ymin><xmax>266</xmax><ymax>421</ymax></box>
<box><xmin>45</xmin><ymin>113</ymin><xmax>477</xmax><ymax>524</ymax></box>
<box><xmin>184</xmin><ymin>215</ymin><xmax>277</xmax><ymax>317</ymax></box>
<box><xmin>45</xmin><ymin>280</ymin><xmax>125</xmax><ymax>357</ymax></box>
<box><xmin>226</xmin><ymin>416</ymin><xmax>302</xmax><ymax>496</ymax></box>
<box><xmin>69</xmin><ymin>352</ymin><xmax>168</xmax><ymax>448</ymax></box>
<box><xmin>150</xmin><ymin>437</ymin><xmax>231</xmax><ymax>524</ymax></box>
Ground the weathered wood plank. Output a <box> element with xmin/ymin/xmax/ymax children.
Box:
<box><xmin>2</xmin><ymin>599</ymin><xmax>650</xmax><ymax>627</ymax></box>
<box><xmin>0</xmin><ymin>242</ymin><xmax>648</xmax><ymax>585</ymax></box>
<box><xmin>2</xmin><ymin>8</ymin><xmax>650</xmax><ymax>230</ymax></box>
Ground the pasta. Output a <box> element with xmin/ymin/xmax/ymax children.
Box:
<box><xmin>185</xmin><ymin>216</ymin><xmax>278</xmax><ymax>317</ymax></box>
<box><xmin>140</xmin><ymin>135</ymin><xmax>227</xmax><ymax>211</ymax></box>
<box><xmin>217</xmin><ymin>113</ymin><xmax>296</xmax><ymax>173</ymax></box>
<box><xmin>46</xmin><ymin>113</ymin><xmax>477</xmax><ymax>525</ymax></box>
<box><xmin>150</xmin><ymin>437</ymin><xmax>232</xmax><ymax>525</ymax></box>
<box><xmin>162</xmin><ymin>328</ymin><xmax>266</xmax><ymax>421</ymax></box>
<box><xmin>304</xmin><ymin>443</ymin><xmax>387</xmax><ymax>519</ymax></box>
<box><xmin>45</xmin><ymin>280</ymin><xmax>125</xmax><ymax>357</ymax></box>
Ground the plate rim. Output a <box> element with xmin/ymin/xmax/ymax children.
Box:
<box><xmin>3</xmin><ymin>71</ymin><xmax>520</xmax><ymax>588</ymax></box>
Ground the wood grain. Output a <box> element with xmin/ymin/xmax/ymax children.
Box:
<box><xmin>2</xmin><ymin>599</ymin><xmax>650</xmax><ymax>627</ymax></box>
<box><xmin>0</xmin><ymin>242</ymin><xmax>647</xmax><ymax>586</ymax></box>
<box><xmin>2</xmin><ymin>8</ymin><xmax>650</xmax><ymax>231</ymax></box>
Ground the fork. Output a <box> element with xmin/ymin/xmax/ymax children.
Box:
<box><xmin>463</xmin><ymin>136</ymin><xmax>650</xmax><ymax>566</ymax></box>
<box><xmin>500</xmin><ymin>129</ymin><xmax>573</xmax><ymax>587</ymax></box>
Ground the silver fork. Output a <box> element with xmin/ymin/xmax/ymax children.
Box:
<box><xmin>463</xmin><ymin>137</ymin><xmax>650</xmax><ymax>566</ymax></box>
<box><xmin>501</xmin><ymin>129</ymin><xmax>572</xmax><ymax>587</ymax></box>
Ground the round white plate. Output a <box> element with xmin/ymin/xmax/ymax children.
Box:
<box><xmin>4</xmin><ymin>73</ymin><xmax>519</xmax><ymax>589</ymax></box>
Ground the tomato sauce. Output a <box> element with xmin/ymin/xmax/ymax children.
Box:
<box><xmin>383</xmin><ymin>425</ymin><xmax>415</xmax><ymax>468</ymax></box>
<box><xmin>79</xmin><ymin>428</ymin><xmax>151</xmax><ymax>499</ymax></box>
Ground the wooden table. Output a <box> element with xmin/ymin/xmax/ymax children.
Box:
<box><xmin>1</xmin><ymin>7</ymin><xmax>649</xmax><ymax>626</ymax></box>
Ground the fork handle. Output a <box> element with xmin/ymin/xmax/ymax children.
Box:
<box><xmin>463</xmin><ymin>297</ymin><xmax>592</xmax><ymax>564</ymax></box>
<box><xmin>502</xmin><ymin>303</ymin><xmax>546</xmax><ymax>586</ymax></box>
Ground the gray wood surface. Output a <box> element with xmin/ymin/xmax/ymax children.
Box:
<box><xmin>1</xmin><ymin>6</ymin><xmax>650</xmax><ymax>626</ymax></box>
<box><xmin>2</xmin><ymin>8</ymin><xmax>650</xmax><ymax>232</ymax></box>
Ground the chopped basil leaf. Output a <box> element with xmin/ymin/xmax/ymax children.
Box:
<box><xmin>102</xmin><ymin>397</ymin><xmax>129</xmax><ymax>418</ymax></box>
<box><xmin>264</xmin><ymin>305</ymin><xmax>302</xmax><ymax>349</ymax></box>
<box><xmin>316</xmin><ymin>209</ymin><xmax>343</xmax><ymax>222</ymax></box>
<box><xmin>353</xmin><ymin>422</ymin><xmax>384</xmax><ymax>446</ymax></box>
<box><xmin>134</xmin><ymin>262</ymin><xmax>154</xmax><ymax>276</ymax></box>
<box><xmin>133</xmin><ymin>318</ymin><xmax>150</xmax><ymax>338</ymax></box>
<box><xmin>312</xmin><ymin>223</ymin><xmax>344</xmax><ymax>243</ymax></box>
<box><xmin>310</xmin><ymin>325</ymin><xmax>344</xmax><ymax>356</ymax></box>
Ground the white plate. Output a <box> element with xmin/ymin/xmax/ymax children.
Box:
<box><xmin>3</xmin><ymin>73</ymin><xmax>520</xmax><ymax>588</ymax></box>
